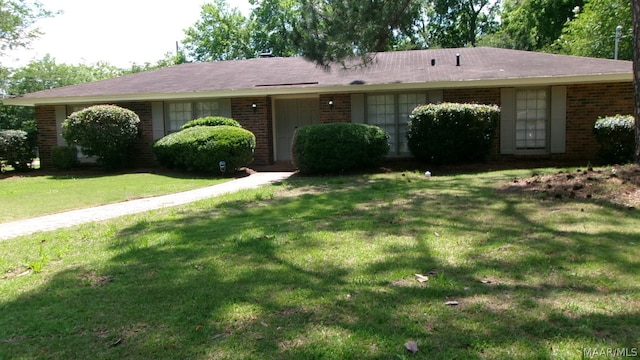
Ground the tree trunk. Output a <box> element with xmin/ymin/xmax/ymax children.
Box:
<box><xmin>634</xmin><ymin>0</ymin><xmax>640</xmax><ymax>163</ymax></box>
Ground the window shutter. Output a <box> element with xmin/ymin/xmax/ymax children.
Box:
<box><xmin>550</xmin><ymin>86</ymin><xmax>567</xmax><ymax>153</ymax></box>
<box><xmin>151</xmin><ymin>102</ymin><xmax>165</xmax><ymax>139</ymax></box>
<box><xmin>351</xmin><ymin>94</ymin><xmax>365</xmax><ymax>123</ymax></box>
<box><xmin>500</xmin><ymin>88</ymin><xmax>516</xmax><ymax>154</ymax></box>
<box><xmin>219</xmin><ymin>99</ymin><xmax>232</xmax><ymax>118</ymax></box>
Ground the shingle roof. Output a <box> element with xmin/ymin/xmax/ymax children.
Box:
<box><xmin>4</xmin><ymin>47</ymin><xmax>632</xmax><ymax>106</ymax></box>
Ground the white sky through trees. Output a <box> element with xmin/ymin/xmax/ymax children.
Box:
<box><xmin>2</xmin><ymin>0</ymin><xmax>252</xmax><ymax>68</ymax></box>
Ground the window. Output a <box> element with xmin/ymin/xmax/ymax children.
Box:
<box><xmin>166</xmin><ymin>100</ymin><xmax>226</xmax><ymax>132</ymax></box>
<box><xmin>167</xmin><ymin>102</ymin><xmax>193</xmax><ymax>132</ymax></box>
<box><xmin>367</xmin><ymin>93</ymin><xmax>427</xmax><ymax>155</ymax></box>
<box><xmin>515</xmin><ymin>89</ymin><xmax>548</xmax><ymax>151</ymax></box>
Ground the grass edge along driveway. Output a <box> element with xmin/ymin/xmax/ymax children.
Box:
<box><xmin>0</xmin><ymin>172</ymin><xmax>228</xmax><ymax>222</ymax></box>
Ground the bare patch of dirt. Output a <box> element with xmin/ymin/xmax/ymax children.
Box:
<box><xmin>498</xmin><ymin>164</ymin><xmax>640</xmax><ymax>209</ymax></box>
<box><xmin>79</xmin><ymin>271</ymin><xmax>113</xmax><ymax>287</ymax></box>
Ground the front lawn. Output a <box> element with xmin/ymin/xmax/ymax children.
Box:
<box><xmin>0</xmin><ymin>168</ymin><xmax>638</xmax><ymax>359</ymax></box>
<box><xmin>0</xmin><ymin>170</ymin><xmax>227</xmax><ymax>222</ymax></box>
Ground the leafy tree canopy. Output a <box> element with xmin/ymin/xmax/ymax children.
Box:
<box><xmin>553</xmin><ymin>0</ymin><xmax>632</xmax><ymax>60</ymax></box>
<box><xmin>479</xmin><ymin>0</ymin><xmax>584</xmax><ymax>51</ymax></box>
<box><xmin>0</xmin><ymin>0</ymin><xmax>55</xmax><ymax>56</ymax></box>
<box><xmin>182</xmin><ymin>0</ymin><xmax>253</xmax><ymax>61</ymax></box>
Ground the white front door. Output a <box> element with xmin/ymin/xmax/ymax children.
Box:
<box><xmin>275</xmin><ymin>98</ymin><xmax>320</xmax><ymax>161</ymax></box>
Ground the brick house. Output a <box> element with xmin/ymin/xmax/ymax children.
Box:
<box><xmin>3</xmin><ymin>47</ymin><xmax>633</xmax><ymax>169</ymax></box>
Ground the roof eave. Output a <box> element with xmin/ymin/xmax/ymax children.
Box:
<box><xmin>3</xmin><ymin>73</ymin><xmax>631</xmax><ymax>107</ymax></box>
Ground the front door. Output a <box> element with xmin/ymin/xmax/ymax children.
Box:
<box><xmin>275</xmin><ymin>98</ymin><xmax>320</xmax><ymax>161</ymax></box>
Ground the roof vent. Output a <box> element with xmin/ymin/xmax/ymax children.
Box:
<box><xmin>259</xmin><ymin>52</ymin><xmax>275</xmax><ymax>58</ymax></box>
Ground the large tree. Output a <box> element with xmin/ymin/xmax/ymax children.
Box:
<box><xmin>554</xmin><ymin>0</ymin><xmax>632</xmax><ymax>60</ymax></box>
<box><xmin>291</xmin><ymin>0</ymin><xmax>426</xmax><ymax>67</ymax></box>
<box><xmin>182</xmin><ymin>0</ymin><xmax>253</xmax><ymax>62</ymax></box>
<box><xmin>426</xmin><ymin>0</ymin><xmax>500</xmax><ymax>48</ymax></box>
<box><xmin>290</xmin><ymin>0</ymin><xmax>500</xmax><ymax>67</ymax></box>
<box><xmin>480</xmin><ymin>0</ymin><xmax>583</xmax><ymax>51</ymax></box>
<box><xmin>0</xmin><ymin>0</ymin><xmax>54</xmax><ymax>56</ymax></box>
<box><xmin>1</xmin><ymin>56</ymin><xmax>123</xmax><ymax>131</ymax></box>
<box><xmin>248</xmin><ymin>0</ymin><xmax>300</xmax><ymax>57</ymax></box>
<box><xmin>633</xmin><ymin>0</ymin><xmax>640</xmax><ymax>162</ymax></box>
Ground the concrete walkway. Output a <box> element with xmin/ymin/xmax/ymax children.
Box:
<box><xmin>0</xmin><ymin>172</ymin><xmax>294</xmax><ymax>241</ymax></box>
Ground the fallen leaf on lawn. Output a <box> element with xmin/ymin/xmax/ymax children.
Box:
<box><xmin>414</xmin><ymin>274</ymin><xmax>429</xmax><ymax>283</ymax></box>
<box><xmin>404</xmin><ymin>340</ymin><xmax>419</xmax><ymax>354</ymax></box>
<box><xmin>434</xmin><ymin>232</ymin><xmax>440</xmax><ymax>237</ymax></box>
<box><xmin>444</xmin><ymin>301</ymin><xmax>459</xmax><ymax>306</ymax></box>
<box><xmin>109</xmin><ymin>338</ymin><xmax>122</xmax><ymax>347</ymax></box>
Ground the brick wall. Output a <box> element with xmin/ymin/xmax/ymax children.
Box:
<box><xmin>34</xmin><ymin>105</ymin><xmax>57</xmax><ymax>169</ymax></box>
<box><xmin>444</xmin><ymin>88</ymin><xmax>500</xmax><ymax>105</ymax></box>
<box><xmin>565</xmin><ymin>82</ymin><xmax>633</xmax><ymax>162</ymax></box>
<box><xmin>319</xmin><ymin>94</ymin><xmax>351</xmax><ymax>123</ymax></box>
<box><xmin>231</xmin><ymin>97</ymin><xmax>273</xmax><ymax>165</ymax></box>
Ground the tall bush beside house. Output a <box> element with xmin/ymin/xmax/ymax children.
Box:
<box><xmin>0</xmin><ymin>129</ymin><xmax>37</xmax><ymax>171</ymax></box>
<box><xmin>152</xmin><ymin>125</ymin><xmax>255</xmax><ymax>174</ymax></box>
<box><xmin>292</xmin><ymin>123</ymin><xmax>390</xmax><ymax>174</ymax></box>
<box><xmin>407</xmin><ymin>103</ymin><xmax>500</xmax><ymax>164</ymax></box>
<box><xmin>62</xmin><ymin>105</ymin><xmax>140</xmax><ymax>169</ymax></box>
<box><xmin>593</xmin><ymin>115</ymin><xmax>635</xmax><ymax>164</ymax></box>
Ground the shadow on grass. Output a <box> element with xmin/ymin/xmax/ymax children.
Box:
<box><xmin>1</xmin><ymin>172</ymin><xmax>639</xmax><ymax>359</ymax></box>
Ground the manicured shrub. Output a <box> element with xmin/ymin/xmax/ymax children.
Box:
<box><xmin>181</xmin><ymin>116</ymin><xmax>241</xmax><ymax>129</ymax></box>
<box><xmin>407</xmin><ymin>102</ymin><xmax>499</xmax><ymax>164</ymax></box>
<box><xmin>593</xmin><ymin>114</ymin><xmax>635</xmax><ymax>164</ymax></box>
<box><xmin>51</xmin><ymin>146</ymin><xmax>78</xmax><ymax>170</ymax></box>
<box><xmin>0</xmin><ymin>129</ymin><xmax>37</xmax><ymax>171</ymax></box>
<box><xmin>152</xmin><ymin>125</ymin><xmax>256</xmax><ymax>174</ymax></box>
<box><xmin>62</xmin><ymin>105</ymin><xmax>140</xmax><ymax>169</ymax></box>
<box><xmin>292</xmin><ymin>122</ymin><xmax>390</xmax><ymax>174</ymax></box>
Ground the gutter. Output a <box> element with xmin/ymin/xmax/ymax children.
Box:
<box><xmin>2</xmin><ymin>73</ymin><xmax>632</xmax><ymax>107</ymax></box>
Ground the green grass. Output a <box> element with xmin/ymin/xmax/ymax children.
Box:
<box><xmin>0</xmin><ymin>171</ymin><xmax>227</xmax><ymax>222</ymax></box>
<box><xmin>0</xmin><ymin>169</ymin><xmax>638</xmax><ymax>359</ymax></box>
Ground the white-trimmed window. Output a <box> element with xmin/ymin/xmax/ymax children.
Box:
<box><xmin>166</xmin><ymin>100</ymin><xmax>228</xmax><ymax>132</ymax></box>
<box><xmin>367</xmin><ymin>93</ymin><xmax>427</xmax><ymax>155</ymax></box>
<box><xmin>500</xmin><ymin>86</ymin><xmax>566</xmax><ymax>155</ymax></box>
<box><xmin>515</xmin><ymin>89</ymin><xmax>548</xmax><ymax>151</ymax></box>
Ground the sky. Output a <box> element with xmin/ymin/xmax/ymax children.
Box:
<box><xmin>2</xmin><ymin>0</ymin><xmax>252</xmax><ymax>69</ymax></box>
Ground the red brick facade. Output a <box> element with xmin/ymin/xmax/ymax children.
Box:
<box><xmin>34</xmin><ymin>106</ymin><xmax>58</xmax><ymax>169</ymax></box>
<box><xmin>33</xmin><ymin>81</ymin><xmax>634</xmax><ymax>169</ymax></box>
<box><xmin>231</xmin><ymin>97</ymin><xmax>274</xmax><ymax>165</ymax></box>
<box><xmin>319</xmin><ymin>94</ymin><xmax>351</xmax><ymax>123</ymax></box>
<box><xmin>565</xmin><ymin>82</ymin><xmax>634</xmax><ymax>161</ymax></box>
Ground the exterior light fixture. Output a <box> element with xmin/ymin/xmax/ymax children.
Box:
<box><xmin>252</xmin><ymin>103</ymin><xmax>257</xmax><ymax>112</ymax></box>
<box><xmin>219</xmin><ymin>160</ymin><xmax>226</xmax><ymax>175</ymax></box>
<box><xmin>328</xmin><ymin>100</ymin><xmax>334</xmax><ymax>109</ymax></box>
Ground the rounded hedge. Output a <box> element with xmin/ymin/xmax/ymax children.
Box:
<box><xmin>292</xmin><ymin>122</ymin><xmax>390</xmax><ymax>174</ymax></box>
<box><xmin>0</xmin><ymin>129</ymin><xmax>37</xmax><ymax>171</ymax></box>
<box><xmin>181</xmin><ymin>116</ymin><xmax>242</xmax><ymax>130</ymax></box>
<box><xmin>152</xmin><ymin>125</ymin><xmax>256</xmax><ymax>174</ymax></box>
<box><xmin>407</xmin><ymin>102</ymin><xmax>499</xmax><ymax>164</ymax></box>
<box><xmin>593</xmin><ymin>114</ymin><xmax>635</xmax><ymax>164</ymax></box>
<box><xmin>62</xmin><ymin>105</ymin><xmax>140</xmax><ymax>169</ymax></box>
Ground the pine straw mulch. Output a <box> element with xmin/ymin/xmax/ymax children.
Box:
<box><xmin>497</xmin><ymin>164</ymin><xmax>640</xmax><ymax>210</ymax></box>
